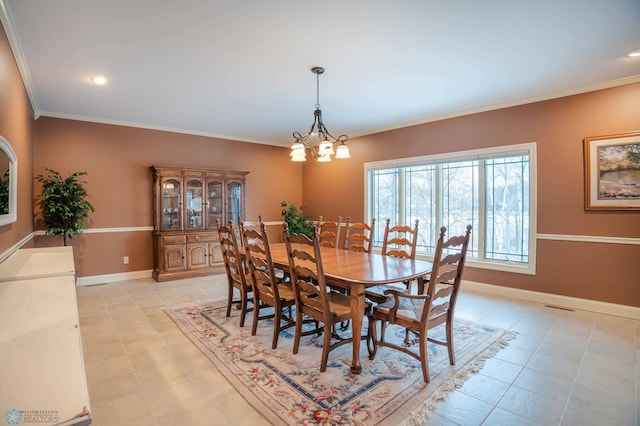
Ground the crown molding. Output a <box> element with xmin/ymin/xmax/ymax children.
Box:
<box><xmin>36</xmin><ymin>111</ymin><xmax>278</xmax><ymax>146</ymax></box>
<box><xmin>0</xmin><ymin>0</ymin><xmax>39</xmax><ymax>115</ymax></box>
<box><xmin>350</xmin><ymin>74</ymin><xmax>640</xmax><ymax>139</ymax></box>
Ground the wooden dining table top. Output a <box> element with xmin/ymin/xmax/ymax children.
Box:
<box><xmin>267</xmin><ymin>242</ymin><xmax>434</xmax><ymax>288</ymax></box>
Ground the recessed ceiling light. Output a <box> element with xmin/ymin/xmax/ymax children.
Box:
<box><xmin>90</xmin><ymin>76</ymin><xmax>107</xmax><ymax>85</ymax></box>
<box><xmin>628</xmin><ymin>49</ymin><xmax>640</xmax><ymax>58</ymax></box>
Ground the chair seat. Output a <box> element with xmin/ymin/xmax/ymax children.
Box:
<box><xmin>276</xmin><ymin>281</ymin><xmax>295</xmax><ymax>301</ymax></box>
<box><xmin>326</xmin><ymin>290</ymin><xmax>352</xmax><ymax>318</ymax></box>
<box><xmin>364</xmin><ymin>283</ymin><xmax>408</xmax><ymax>304</ymax></box>
<box><xmin>375</xmin><ymin>296</ymin><xmax>425</xmax><ymax>322</ymax></box>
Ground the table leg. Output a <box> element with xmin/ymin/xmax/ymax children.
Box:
<box><xmin>417</xmin><ymin>275</ymin><xmax>426</xmax><ymax>294</ymax></box>
<box><xmin>349</xmin><ymin>283</ymin><xmax>365</xmax><ymax>374</ymax></box>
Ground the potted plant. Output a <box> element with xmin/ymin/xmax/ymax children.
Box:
<box><xmin>38</xmin><ymin>168</ymin><xmax>95</xmax><ymax>246</ymax></box>
<box><xmin>281</xmin><ymin>201</ymin><xmax>314</xmax><ymax>237</ymax></box>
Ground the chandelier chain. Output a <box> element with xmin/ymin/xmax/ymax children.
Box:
<box><xmin>315</xmin><ymin>71</ymin><xmax>321</xmax><ymax>110</ymax></box>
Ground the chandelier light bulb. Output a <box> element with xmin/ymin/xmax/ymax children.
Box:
<box><xmin>318</xmin><ymin>140</ymin><xmax>334</xmax><ymax>156</ymax></box>
<box><xmin>335</xmin><ymin>143</ymin><xmax>351</xmax><ymax>159</ymax></box>
<box><xmin>317</xmin><ymin>153</ymin><xmax>332</xmax><ymax>162</ymax></box>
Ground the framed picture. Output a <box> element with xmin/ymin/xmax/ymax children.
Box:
<box><xmin>584</xmin><ymin>131</ymin><xmax>640</xmax><ymax>210</ymax></box>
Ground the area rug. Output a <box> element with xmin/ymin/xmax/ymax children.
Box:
<box><xmin>164</xmin><ymin>300</ymin><xmax>516</xmax><ymax>425</ymax></box>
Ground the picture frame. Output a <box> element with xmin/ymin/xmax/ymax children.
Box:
<box><xmin>583</xmin><ymin>131</ymin><xmax>640</xmax><ymax>210</ymax></box>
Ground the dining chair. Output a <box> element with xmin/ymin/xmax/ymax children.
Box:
<box><xmin>317</xmin><ymin>215</ymin><xmax>342</xmax><ymax>248</ymax></box>
<box><xmin>241</xmin><ymin>221</ymin><xmax>296</xmax><ymax>349</ymax></box>
<box><xmin>217</xmin><ymin>219</ymin><xmax>253</xmax><ymax>327</ymax></box>
<box><xmin>367</xmin><ymin>225</ymin><xmax>472</xmax><ymax>382</ymax></box>
<box><xmin>284</xmin><ymin>223</ymin><xmax>365</xmax><ymax>372</ymax></box>
<box><xmin>364</xmin><ymin>218</ymin><xmax>420</xmax><ymax>304</ymax></box>
<box><xmin>343</xmin><ymin>217</ymin><xmax>375</xmax><ymax>253</ymax></box>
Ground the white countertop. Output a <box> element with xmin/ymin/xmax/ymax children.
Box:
<box><xmin>0</xmin><ymin>246</ymin><xmax>75</xmax><ymax>282</ymax></box>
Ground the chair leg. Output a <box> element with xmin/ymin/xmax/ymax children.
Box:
<box><xmin>293</xmin><ymin>309</ymin><xmax>303</xmax><ymax>354</ymax></box>
<box><xmin>226</xmin><ymin>284</ymin><xmax>233</xmax><ymax>318</ymax></box>
<box><xmin>368</xmin><ymin>318</ymin><xmax>378</xmax><ymax>360</ymax></box>
<box><xmin>251</xmin><ymin>296</ymin><xmax>260</xmax><ymax>336</ymax></box>
<box><xmin>272</xmin><ymin>304</ymin><xmax>282</xmax><ymax>349</ymax></box>
<box><xmin>446</xmin><ymin>317</ymin><xmax>456</xmax><ymax>365</ymax></box>
<box><xmin>419</xmin><ymin>330</ymin><xmax>430</xmax><ymax>383</ymax></box>
<box><xmin>404</xmin><ymin>328</ymin><xmax>411</xmax><ymax>345</ymax></box>
<box><xmin>320</xmin><ymin>322</ymin><xmax>332</xmax><ymax>372</ymax></box>
<box><xmin>239</xmin><ymin>290</ymin><xmax>247</xmax><ymax>327</ymax></box>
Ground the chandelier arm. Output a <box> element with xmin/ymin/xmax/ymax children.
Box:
<box><xmin>317</xmin><ymin>123</ymin><xmax>348</xmax><ymax>144</ymax></box>
<box><xmin>324</xmin><ymin>133</ymin><xmax>349</xmax><ymax>144</ymax></box>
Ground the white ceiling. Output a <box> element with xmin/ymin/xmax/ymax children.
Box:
<box><xmin>2</xmin><ymin>0</ymin><xmax>640</xmax><ymax>147</ymax></box>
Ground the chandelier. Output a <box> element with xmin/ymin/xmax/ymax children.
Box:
<box><xmin>290</xmin><ymin>67</ymin><xmax>350</xmax><ymax>162</ymax></box>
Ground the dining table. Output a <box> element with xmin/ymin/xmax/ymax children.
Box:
<box><xmin>267</xmin><ymin>243</ymin><xmax>433</xmax><ymax>374</ymax></box>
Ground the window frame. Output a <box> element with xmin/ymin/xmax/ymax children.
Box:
<box><xmin>364</xmin><ymin>142</ymin><xmax>537</xmax><ymax>275</ymax></box>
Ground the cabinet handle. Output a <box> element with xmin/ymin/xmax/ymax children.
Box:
<box><xmin>195</xmin><ymin>236</ymin><xmax>200</xmax><ymax>241</ymax></box>
<box><xmin>172</xmin><ymin>238</ymin><xmax>177</xmax><ymax>243</ymax></box>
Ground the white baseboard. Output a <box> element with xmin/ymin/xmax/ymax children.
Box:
<box><xmin>76</xmin><ymin>269</ymin><xmax>153</xmax><ymax>286</ymax></box>
<box><xmin>463</xmin><ymin>280</ymin><xmax>640</xmax><ymax>320</ymax></box>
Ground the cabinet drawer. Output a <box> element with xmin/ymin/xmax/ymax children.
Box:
<box><xmin>187</xmin><ymin>234</ymin><xmax>217</xmax><ymax>243</ymax></box>
<box><xmin>162</xmin><ymin>235</ymin><xmax>186</xmax><ymax>245</ymax></box>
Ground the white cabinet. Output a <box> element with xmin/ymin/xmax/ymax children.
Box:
<box><xmin>0</xmin><ymin>247</ymin><xmax>91</xmax><ymax>426</ymax></box>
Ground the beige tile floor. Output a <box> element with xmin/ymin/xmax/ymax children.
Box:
<box><xmin>76</xmin><ymin>275</ymin><xmax>638</xmax><ymax>425</ymax></box>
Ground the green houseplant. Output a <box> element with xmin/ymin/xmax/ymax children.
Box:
<box><xmin>281</xmin><ymin>201</ymin><xmax>314</xmax><ymax>238</ymax></box>
<box><xmin>38</xmin><ymin>168</ymin><xmax>95</xmax><ymax>246</ymax></box>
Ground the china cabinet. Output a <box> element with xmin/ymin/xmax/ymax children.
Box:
<box><xmin>150</xmin><ymin>166</ymin><xmax>248</xmax><ymax>281</ymax></box>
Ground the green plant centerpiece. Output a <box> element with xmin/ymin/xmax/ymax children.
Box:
<box><xmin>281</xmin><ymin>201</ymin><xmax>314</xmax><ymax>238</ymax></box>
<box><xmin>38</xmin><ymin>168</ymin><xmax>95</xmax><ymax>246</ymax></box>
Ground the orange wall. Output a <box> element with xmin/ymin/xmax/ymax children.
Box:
<box><xmin>302</xmin><ymin>83</ymin><xmax>640</xmax><ymax>306</ymax></box>
<box><xmin>2</xmin><ymin>19</ymin><xmax>639</xmax><ymax>307</ymax></box>
<box><xmin>33</xmin><ymin>118</ymin><xmax>302</xmax><ymax>276</ymax></box>
<box><xmin>0</xmin><ymin>21</ymin><xmax>34</xmax><ymax>254</ymax></box>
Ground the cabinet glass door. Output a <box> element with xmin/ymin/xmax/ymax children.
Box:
<box><xmin>185</xmin><ymin>179</ymin><xmax>204</xmax><ymax>229</ymax></box>
<box><xmin>227</xmin><ymin>181</ymin><xmax>242</xmax><ymax>226</ymax></box>
<box><xmin>161</xmin><ymin>178</ymin><xmax>181</xmax><ymax>230</ymax></box>
<box><xmin>206</xmin><ymin>180</ymin><xmax>223</xmax><ymax>229</ymax></box>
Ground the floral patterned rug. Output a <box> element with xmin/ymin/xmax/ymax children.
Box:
<box><xmin>164</xmin><ymin>300</ymin><xmax>515</xmax><ymax>425</ymax></box>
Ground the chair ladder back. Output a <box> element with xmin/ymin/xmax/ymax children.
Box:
<box><xmin>237</xmin><ymin>216</ymin><xmax>262</xmax><ymax>248</ymax></box>
<box><xmin>217</xmin><ymin>220</ymin><xmax>245</xmax><ymax>285</ymax></box>
<box><xmin>284</xmin><ymin>224</ymin><xmax>331</xmax><ymax>321</ymax></box>
<box><xmin>426</xmin><ymin>225</ymin><xmax>472</xmax><ymax>321</ymax></box>
<box><xmin>343</xmin><ymin>217</ymin><xmax>375</xmax><ymax>253</ymax></box>
<box><xmin>317</xmin><ymin>216</ymin><xmax>342</xmax><ymax>248</ymax></box>
<box><xmin>242</xmin><ymin>221</ymin><xmax>280</xmax><ymax>302</ymax></box>
<box><xmin>381</xmin><ymin>218</ymin><xmax>419</xmax><ymax>259</ymax></box>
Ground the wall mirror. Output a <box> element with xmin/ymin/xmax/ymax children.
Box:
<box><xmin>0</xmin><ymin>136</ymin><xmax>17</xmax><ymax>226</ymax></box>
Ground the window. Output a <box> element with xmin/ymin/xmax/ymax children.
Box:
<box><xmin>366</xmin><ymin>143</ymin><xmax>536</xmax><ymax>274</ymax></box>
